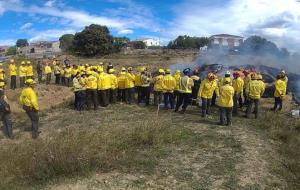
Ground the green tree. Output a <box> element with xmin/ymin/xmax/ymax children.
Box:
<box><xmin>5</xmin><ymin>46</ymin><xmax>16</xmax><ymax>56</ymax></box>
<box><xmin>113</xmin><ymin>37</ymin><xmax>130</xmax><ymax>53</ymax></box>
<box><xmin>130</xmin><ymin>41</ymin><xmax>146</xmax><ymax>49</ymax></box>
<box><xmin>59</xmin><ymin>34</ymin><xmax>75</xmax><ymax>53</ymax></box>
<box><xmin>73</xmin><ymin>24</ymin><xmax>113</xmax><ymax>56</ymax></box>
<box><xmin>168</xmin><ymin>35</ymin><xmax>210</xmax><ymax>49</ymax></box>
<box><xmin>16</xmin><ymin>39</ymin><xmax>29</xmax><ymax>47</ymax></box>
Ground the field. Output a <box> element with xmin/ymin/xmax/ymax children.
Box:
<box><xmin>0</xmin><ymin>51</ymin><xmax>299</xmax><ymax>189</ymax></box>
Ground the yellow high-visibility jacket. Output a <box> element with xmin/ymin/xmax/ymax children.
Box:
<box><xmin>244</xmin><ymin>74</ymin><xmax>251</xmax><ymax>89</ymax></box>
<box><xmin>20</xmin><ymin>87</ymin><xmax>39</xmax><ymax>111</ymax></box>
<box><xmin>73</xmin><ymin>77</ymin><xmax>85</xmax><ymax>92</ymax></box>
<box><xmin>0</xmin><ymin>69</ymin><xmax>5</xmax><ymax>80</ymax></box>
<box><xmin>162</xmin><ymin>74</ymin><xmax>176</xmax><ymax>92</ymax></box>
<box><xmin>44</xmin><ymin>66</ymin><xmax>52</xmax><ymax>74</ymax></box>
<box><xmin>19</xmin><ymin>66</ymin><xmax>27</xmax><ymax>77</ymax></box>
<box><xmin>153</xmin><ymin>75</ymin><xmax>164</xmax><ymax>92</ymax></box>
<box><xmin>232</xmin><ymin>77</ymin><xmax>244</xmax><ymax>94</ymax></box>
<box><xmin>274</xmin><ymin>79</ymin><xmax>287</xmax><ymax>98</ymax></box>
<box><xmin>26</xmin><ymin>65</ymin><xmax>34</xmax><ymax>77</ymax></box>
<box><xmin>98</xmin><ymin>72</ymin><xmax>111</xmax><ymax>90</ymax></box>
<box><xmin>198</xmin><ymin>79</ymin><xmax>219</xmax><ymax>99</ymax></box>
<box><xmin>79</xmin><ymin>65</ymin><xmax>85</xmax><ymax>72</ymax></box>
<box><xmin>9</xmin><ymin>64</ymin><xmax>17</xmax><ymax>76</ymax></box>
<box><xmin>174</xmin><ymin>73</ymin><xmax>181</xmax><ymax>91</ymax></box>
<box><xmin>179</xmin><ymin>76</ymin><xmax>194</xmax><ymax>94</ymax></box>
<box><xmin>85</xmin><ymin>75</ymin><xmax>98</xmax><ymax>90</ymax></box>
<box><xmin>109</xmin><ymin>74</ymin><xmax>118</xmax><ymax>89</ymax></box>
<box><xmin>217</xmin><ymin>84</ymin><xmax>235</xmax><ymax>108</ymax></box>
<box><xmin>54</xmin><ymin>65</ymin><xmax>61</xmax><ymax>75</ymax></box>
<box><xmin>246</xmin><ymin>80</ymin><xmax>265</xmax><ymax>99</ymax></box>
<box><xmin>135</xmin><ymin>73</ymin><xmax>142</xmax><ymax>87</ymax></box>
<box><xmin>71</xmin><ymin>68</ymin><xmax>79</xmax><ymax>76</ymax></box>
<box><xmin>65</xmin><ymin>68</ymin><xmax>72</xmax><ymax>78</ymax></box>
<box><xmin>125</xmin><ymin>73</ymin><xmax>135</xmax><ymax>89</ymax></box>
<box><xmin>118</xmin><ymin>72</ymin><xmax>127</xmax><ymax>90</ymax></box>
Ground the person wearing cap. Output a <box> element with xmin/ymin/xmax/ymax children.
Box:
<box><xmin>0</xmin><ymin>63</ymin><xmax>5</xmax><ymax>90</ymax></box>
<box><xmin>175</xmin><ymin>68</ymin><xmax>194</xmax><ymax>113</ymax></box>
<box><xmin>135</xmin><ymin>67</ymin><xmax>144</xmax><ymax>104</ymax></box>
<box><xmin>279</xmin><ymin>70</ymin><xmax>288</xmax><ymax>85</ymax></box>
<box><xmin>125</xmin><ymin>67</ymin><xmax>135</xmax><ymax>104</ymax></box>
<box><xmin>140</xmin><ymin>67</ymin><xmax>152</xmax><ymax>106</ymax></box>
<box><xmin>64</xmin><ymin>65</ymin><xmax>72</xmax><ymax>87</ymax></box>
<box><xmin>25</xmin><ymin>61</ymin><xmax>34</xmax><ymax>80</ymax></box>
<box><xmin>162</xmin><ymin>69</ymin><xmax>176</xmax><ymax>109</ymax></box>
<box><xmin>19</xmin><ymin>79</ymin><xmax>40</xmax><ymax>138</ymax></box>
<box><xmin>153</xmin><ymin>69</ymin><xmax>165</xmax><ymax>106</ymax></box>
<box><xmin>9</xmin><ymin>59</ymin><xmax>17</xmax><ymax>89</ymax></box>
<box><xmin>272</xmin><ymin>74</ymin><xmax>287</xmax><ymax>112</ymax></box>
<box><xmin>198</xmin><ymin>73</ymin><xmax>219</xmax><ymax>117</ymax></box>
<box><xmin>118</xmin><ymin>68</ymin><xmax>127</xmax><ymax>103</ymax></box>
<box><xmin>97</xmin><ymin>67</ymin><xmax>111</xmax><ymax>107</ymax></box>
<box><xmin>36</xmin><ymin>60</ymin><xmax>43</xmax><ymax>83</ymax></box>
<box><xmin>0</xmin><ymin>90</ymin><xmax>13</xmax><ymax>139</ymax></box>
<box><xmin>73</xmin><ymin>71</ymin><xmax>86</xmax><ymax>111</ymax></box>
<box><xmin>217</xmin><ymin>78</ymin><xmax>235</xmax><ymax>126</ymax></box>
<box><xmin>85</xmin><ymin>71</ymin><xmax>98</xmax><ymax>110</ymax></box>
<box><xmin>106</xmin><ymin>62</ymin><xmax>113</xmax><ymax>73</ymax></box>
<box><xmin>191</xmin><ymin>69</ymin><xmax>201</xmax><ymax>101</ymax></box>
<box><xmin>44</xmin><ymin>62</ymin><xmax>52</xmax><ymax>85</ymax></box>
<box><xmin>108</xmin><ymin>69</ymin><xmax>118</xmax><ymax>104</ymax></box>
<box><xmin>245</xmin><ymin>73</ymin><xmax>265</xmax><ymax>119</ymax></box>
<box><xmin>232</xmin><ymin>71</ymin><xmax>244</xmax><ymax>115</ymax></box>
<box><xmin>173</xmin><ymin>70</ymin><xmax>181</xmax><ymax>104</ymax></box>
<box><xmin>53</xmin><ymin>62</ymin><xmax>61</xmax><ymax>84</ymax></box>
<box><xmin>19</xmin><ymin>61</ymin><xmax>27</xmax><ymax>87</ymax></box>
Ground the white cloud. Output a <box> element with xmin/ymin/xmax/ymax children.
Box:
<box><xmin>44</xmin><ymin>0</ymin><xmax>56</xmax><ymax>7</ymax></box>
<box><xmin>0</xmin><ymin>2</ymin><xmax>4</xmax><ymax>15</ymax></box>
<box><xmin>0</xmin><ymin>39</ymin><xmax>15</xmax><ymax>46</ymax></box>
<box><xmin>20</xmin><ymin>22</ymin><xmax>33</xmax><ymax>30</ymax></box>
<box><xmin>117</xmin><ymin>29</ymin><xmax>133</xmax><ymax>35</ymax></box>
<box><xmin>168</xmin><ymin>0</ymin><xmax>300</xmax><ymax>51</ymax></box>
<box><xmin>28</xmin><ymin>29</ymin><xmax>76</xmax><ymax>42</ymax></box>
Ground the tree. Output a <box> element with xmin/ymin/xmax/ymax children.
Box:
<box><xmin>113</xmin><ymin>37</ymin><xmax>130</xmax><ymax>52</ymax></box>
<box><xmin>73</xmin><ymin>24</ymin><xmax>113</xmax><ymax>56</ymax></box>
<box><xmin>16</xmin><ymin>39</ymin><xmax>28</xmax><ymax>47</ymax></box>
<box><xmin>168</xmin><ymin>36</ymin><xmax>210</xmax><ymax>49</ymax></box>
<box><xmin>129</xmin><ymin>41</ymin><xmax>146</xmax><ymax>49</ymax></box>
<box><xmin>59</xmin><ymin>34</ymin><xmax>75</xmax><ymax>53</ymax></box>
<box><xmin>5</xmin><ymin>46</ymin><xmax>16</xmax><ymax>56</ymax></box>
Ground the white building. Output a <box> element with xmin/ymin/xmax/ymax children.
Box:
<box><xmin>210</xmin><ymin>34</ymin><xmax>244</xmax><ymax>48</ymax></box>
<box><xmin>138</xmin><ymin>38</ymin><xmax>160</xmax><ymax>47</ymax></box>
<box><xmin>18</xmin><ymin>41</ymin><xmax>61</xmax><ymax>58</ymax></box>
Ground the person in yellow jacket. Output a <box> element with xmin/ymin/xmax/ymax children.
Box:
<box><xmin>19</xmin><ymin>61</ymin><xmax>27</xmax><ymax>87</ymax></box>
<box><xmin>175</xmin><ymin>68</ymin><xmax>194</xmax><ymax>113</ymax></box>
<box><xmin>108</xmin><ymin>69</ymin><xmax>118</xmax><ymax>104</ymax></box>
<box><xmin>85</xmin><ymin>71</ymin><xmax>98</xmax><ymax>110</ymax></box>
<box><xmin>64</xmin><ymin>65</ymin><xmax>72</xmax><ymax>87</ymax></box>
<box><xmin>54</xmin><ymin>62</ymin><xmax>61</xmax><ymax>84</ymax></box>
<box><xmin>153</xmin><ymin>69</ymin><xmax>165</xmax><ymax>105</ymax></box>
<box><xmin>19</xmin><ymin>79</ymin><xmax>40</xmax><ymax>138</ymax></box>
<box><xmin>162</xmin><ymin>69</ymin><xmax>176</xmax><ymax>109</ymax></box>
<box><xmin>125</xmin><ymin>67</ymin><xmax>135</xmax><ymax>104</ymax></box>
<box><xmin>44</xmin><ymin>62</ymin><xmax>52</xmax><ymax>85</ymax></box>
<box><xmin>0</xmin><ymin>63</ymin><xmax>5</xmax><ymax>90</ymax></box>
<box><xmin>25</xmin><ymin>61</ymin><xmax>34</xmax><ymax>80</ymax></box>
<box><xmin>217</xmin><ymin>78</ymin><xmax>235</xmax><ymax>126</ymax></box>
<box><xmin>272</xmin><ymin>75</ymin><xmax>287</xmax><ymax>112</ymax></box>
<box><xmin>173</xmin><ymin>70</ymin><xmax>181</xmax><ymax>104</ymax></box>
<box><xmin>71</xmin><ymin>65</ymin><xmax>79</xmax><ymax>80</ymax></box>
<box><xmin>245</xmin><ymin>73</ymin><xmax>265</xmax><ymax>119</ymax></box>
<box><xmin>118</xmin><ymin>67</ymin><xmax>127</xmax><ymax>103</ymax></box>
<box><xmin>97</xmin><ymin>67</ymin><xmax>111</xmax><ymax>107</ymax></box>
<box><xmin>279</xmin><ymin>70</ymin><xmax>288</xmax><ymax>85</ymax></box>
<box><xmin>135</xmin><ymin>67</ymin><xmax>144</xmax><ymax>104</ymax></box>
<box><xmin>198</xmin><ymin>73</ymin><xmax>219</xmax><ymax>117</ymax></box>
<box><xmin>9</xmin><ymin>59</ymin><xmax>17</xmax><ymax>89</ymax></box>
<box><xmin>140</xmin><ymin>67</ymin><xmax>152</xmax><ymax>106</ymax></box>
<box><xmin>73</xmin><ymin>72</ymin><xmax>86</xmax><ymax>111</ymax></box>
<box><xmin>232</xmin><ymin>71</ymin><xmax>244</xmax><ymax>115</ymax></box>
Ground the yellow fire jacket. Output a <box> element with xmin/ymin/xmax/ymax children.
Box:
<box><xmin>98</xmin><ymin>72</ymin><xmax>111</xmax><ymax>90</ymax></box>
<box><xmin>198</xmin><ymin>79</ymin><xmax>219</xmax><ymax>99</ymax></box>
<box><xmin>19</xmin><ymin>66</ymin><xmax>27</xmax><ymax>77</ymax></box>
<box><xmin>26</xmin><ymin>65</ymin><xmax>34</xmax><ymax>77</ymax></box>
<box><xmin>9</xmin><ymin>64</ymin><xmax>17</xmax><ymax>76</ymax></box>
<box><xmin>20</xmin><ymin>87</ymin><xmax>39</xmax><ymax>111</ymax></box>
<box><xmin>274</xmin><ymin>79</ymin><xmax>287</xmax><ymax>98</ymax></box>
<box><xmin>232</xmin><ymin>77</ymin><xmax>244</xmax><ymax>94</ymax></box>
<box><xmin>162</xmin><ymin>74</ymin><xmax>176</xmax><ymax>93</ymax></box>
<box><xmin>125</xmin><ymin>73</ymin><xmax>135</xmax><ymax>89</ymax></box>
<box><xmin>217</xmin><ymin>84</ymin><xmax>235</xmax><ymax>108</ymax></box>
<box><xmin>246</xmin><ymin>80</ymin><xmax>265</xmax><ymax>99</ymax></box>
<box><xmin>153</xmin><ymin>75</ymin><xmax>164</xmax><ymax>92</ymax></box>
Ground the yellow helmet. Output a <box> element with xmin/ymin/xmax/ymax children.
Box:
<box><xmin>21</xmin><ymin>61</ymin><xmax>26</xmax><ymax>65</ymax></box>
<box><xmin>25</xmin><ymin>79</ymin><xmax>36</xmax><ymax>85</ymax></box>
<box><xmin>159</xmin><ymin>69</ymin><xmax>165</xmax><ymax>74</ymax></box>
<box><xmin>257</xmin><ymin>74</ymin><xmax>263</xmax><ymax>80</ymax></box>
<box><xmin>121</xmin><ymin>67</ymin><xmax>126</xmax><ymax>71</ymax></box>
<box><xmin>86</xmin><ymin>71</ymin><xmax>93</xmax><ymax>75</ymax></box>
<box><xmin>139</xmin><ymin>67</ymin><xmax>145</xmax><ymax>72</ymax></box>
<box><xmin>27</xmin><ymin>61</ymin><xmax>31</xmax><ymax>64</ymax></box>
<box><xmin>166</xmin><ymin>69</ymin><xmax>171</xmax><ymax>74</ymax></box>
<box><xmin>108</xmin><ymin>69</ymin><xmax>115</xmax><ymax>74</ymax></box>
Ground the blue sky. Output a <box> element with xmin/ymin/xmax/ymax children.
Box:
<box><xmin>1</xmin><ymin>0</ymin><xmax>300</xmax><ymax>51</ymax></box>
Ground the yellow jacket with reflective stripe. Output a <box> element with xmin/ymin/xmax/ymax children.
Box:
<box><xmin>26</xmin><ymin>65</ymin><xmax>33</xmax><ymax>77</ymax></box>
<box><xmin>232</xmin><ymin>77</ymin><xmax>244</xmax><ymax>94</ymax></box>
<box><xmin>125</xmin><ymin>73</ymin><xmax>135</xmax><ymax>88</ymax></box>
<box><xmin>217</xmin><ymin>84</ymin><xmax>234</xmax><ymax>108</ymax></box>
<box><xmin>86</xmin><ymin>75</ymin><xmax>98</xmax><ymax>90</ymax></box>
<box><xmin>274</xmin><ymin>79</ymin><xmax>287</xmax><ymax>98</ymax></box>
<box><xmin>118</xmin><ymin>72</ymin><xmax>127</xmax><ymax>89</ymax></box>
<box><xmin>54</xmin><ymin>65</ymin><xmax>61</xmax><ymax>74</ymax></box>
<box><xmin>19</xmin><ymin>66</ymin><xmax>27</xmax><ymax>77</ymax></box>
<box><xmin>246</xmin><ymin>80</ymin><xmax>265</xmax><ymax>99</ymax></box>
<box><xmin>174</xmin><ymin>73</ymin><xmax>181</xmax><ymax>91</ymax></box>
<box><xmin>72</xmin><ymin>68</ymin><xmax>79</xmax><ymax>76</ymax></box>
<box><xmin>9</xmin><ymin>64</ymin><xmax>17</xmax><ymax>76</ymax></box>
<box><xmin>65</xmin><ymin>68</ymin><xmax>72</xmax><ymax>78</ymax></box>
<box><xmin>98</xmin><ymin>72</ymin><xmax>111</xmax><ymax>90</ymax></box>
<box><xmin>109</xmin><ymin>74</ymin><xmax>118</xmax><ymax>89</ymax></box>
<box><xmin>162</xmin><ymin>74</ymin><xmax>176</xmax><ymax>92</ymax></box>
<box><xmin>198</xmin><ymin>79</ymin><xmax>219</xmax><ymax>99</ymax></box>
<box><xmin>19</xmin><ymin>87</ymin><xmax>39</xmax><ymax>110</ymax></box>
<box><xmin>44</xmin><ymin>66</ymin><xmax>52</xmax><ymax>74</ymax></box>
<box><xmin>179</xmin><ymin>76</ymin><xmax>194</xmax><ymax>94</ymax></box>
<box><xmin>135</xmin><ymin>73</ymin><xmax>142</xmax><ymax>87</ymax></box>
<box><xmin>73</xmin><ymin>77</ymin><xmax>85</xmax><ymax>92</ymax></box>
<box><xmin>154</xmin><ymin>75</ymin><xmax>164</xmax><ymax>92</ymax></box>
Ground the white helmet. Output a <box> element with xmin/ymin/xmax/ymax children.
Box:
<box><xmin>225</xmin><ymin>71</ymin><xmax>231</xmax><ymax>75</ymax></box>
<box><xmin>280</xmin><ymin>70</ymin><xmax>286</xmax><ymax>74</ymax></box>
